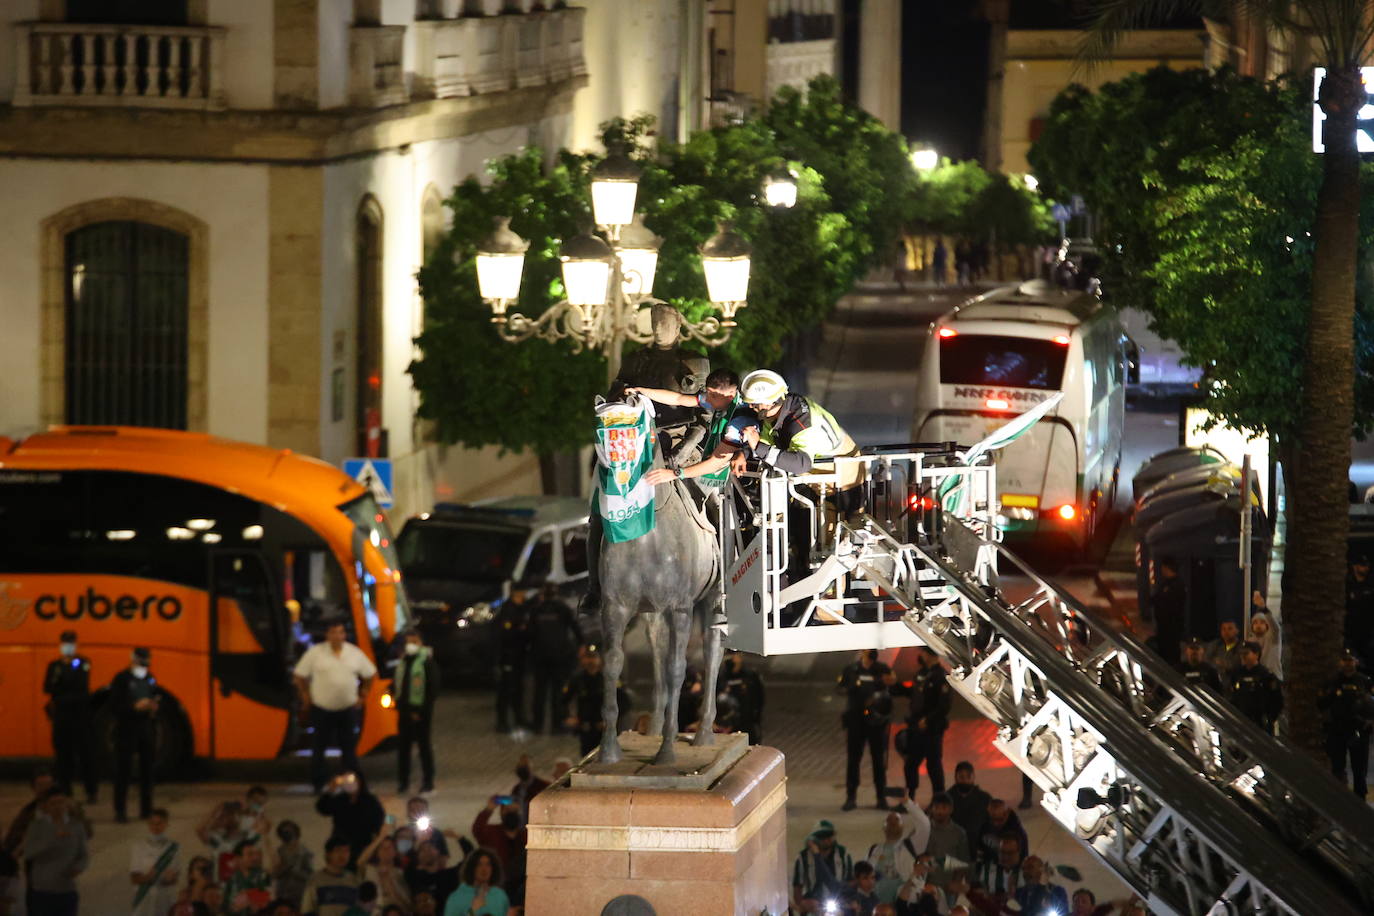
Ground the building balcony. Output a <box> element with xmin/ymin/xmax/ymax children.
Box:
<box><xmin>765</xmin><ymin>37</ymin><xmax>835</xmax><ymax>96</ymax></box>
<box><xmin>412</xmin><ymin>6</ymin><xmax>586</xmax><ymax>100</ymax></box>
<box><xmin>349</xmin><ymin>25</ymin><xmax>407</xmax><ymax>108</ymax></box>
<box><xmin>13</xmin><ymin>21</ymin><xmax>226</xmax><ymax>110</ymax></box>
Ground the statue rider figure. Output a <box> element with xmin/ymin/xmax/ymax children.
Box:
<box><xmin>581</xmin><ymin>304</ymin><xmax>710</xmax><ymax>624</ymax></box>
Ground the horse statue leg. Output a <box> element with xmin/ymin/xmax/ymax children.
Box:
<box><xmin>645</xmin><ymin>614</ymin><xmax>667</xmax><ymax>738</ymax></box>
<box><xmin>598</xmin><ymin>598</ymin><xmax>630</xmax><ymax>764</ymax></box>
<box><xmin>653</xmin><ymin>605</ymin><xmax>692</xmax><ymax>766</ymax></box>
<box><xmin>692</xmin><ymin>595</ymin><xmax>725</xmax><ymax>747</ymax></box>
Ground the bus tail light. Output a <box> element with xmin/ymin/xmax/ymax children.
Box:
<box><xmin>907</xmin><ymin>493</ymin><xmax>935</xmax><ymax>512</ymax></box>
<box><xmin>1052</xmin><ymin>334</ymin><xmax>1071</xmax><ymax>345</ymax></box>
<box><xmin>380</xmin><ymin>692</ymin><xmax>394</xmax><ymax>709</ymax></box>
<box><xmin>1056</xmin><ymin>503</ymin><xmax>1077</xmax><ymax>521</ymax></box>
<box><xmin>985</xmin><ymin>398</ymin><xmax>1010</xmax><ymax>411</ymax></box>
<box><xmin>937</xmin><ymin>327</ymin><xmax>958</xmax><ymax>339</ymax></box>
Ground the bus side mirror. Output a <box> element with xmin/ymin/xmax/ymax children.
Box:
<box><xmin>1124</xmin><ymin>339</ymin><xmax>1141</xmax><ymax>386</ymax></box>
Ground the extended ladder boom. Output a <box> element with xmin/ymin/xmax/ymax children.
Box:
<box><xmin>721</xmin><ymin>449</ymin><xmax>1374</xmax><ymax>915</ymax></box>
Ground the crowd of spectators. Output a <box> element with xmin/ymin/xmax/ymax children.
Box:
<box><xmin>0</xmin><ymin>754</ymin><xmax>573</xmax><ymax>916</ymax></box>
<box><xmin>789</xmin><ymin>760</ymin><xmax>1147</xmax><ymax>916</ymax></box>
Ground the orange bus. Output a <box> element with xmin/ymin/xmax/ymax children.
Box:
<box><xmin>0</xmin><ymin>427</ymin><xmax>407</xmax><ymax>769</ymax></box>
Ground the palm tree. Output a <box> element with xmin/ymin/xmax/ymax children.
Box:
<box><xmin>1083</xmin><ymin>1</ymin><xmax>1371</xmax><ymax>756</ymax></box>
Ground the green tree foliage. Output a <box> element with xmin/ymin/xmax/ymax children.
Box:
<box><xmin>907</xmin><ymin>158</ymin><xmax>1057</xmax><ymax>247</ymax></box>
<box><xmin>1028</xmin><ymin>66</ymin><xmax>1374</xmax><ymax>443</ymax></box>
<box><xmin>410</xmin><ymin>76</ymin><xmax>914</xmax><ymax>455</ymax></box>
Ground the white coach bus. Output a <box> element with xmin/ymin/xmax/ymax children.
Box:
<box><xmin>911</xmin><ymin>280</ymin><xmax>1127</xmax><ymax>551</ymax></box>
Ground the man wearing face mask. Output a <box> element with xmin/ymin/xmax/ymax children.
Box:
<box><xmin>393</xmin><ymin>628</ymin><xmax>440</xmax><ymax>795</ymax></box>
<box><xmin>109</xmin><ymin>647</ymin><xmax>160</xmax><ymax>823</ymax></box>
<box><xmin>508</xmin><ymin>754</ymin><xmax>549</xmax><ymax>824</ymax></box>
<box><xmin>44</xmin><ymin>630</ymin><xmax>98</xmax><ymax>804</ymax></box>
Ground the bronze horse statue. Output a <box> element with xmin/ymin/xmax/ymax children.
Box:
<box><xmin>594</xmin><ymin>403</ymin><xmax>724</xmax><ymax>765</ymax></box>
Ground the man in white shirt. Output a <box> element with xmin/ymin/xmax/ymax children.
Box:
<box><xmin>865</xmin><ymin>799</ymin><xmax>930</xmax><ymax>903</ymax></box>
<box><xmin>294</xmin><ymin>621</ymin><xmax>376</xmax><ymax>793</ymax></box>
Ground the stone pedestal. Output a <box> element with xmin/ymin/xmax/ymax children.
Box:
<box><xmin>525</xmin><ymin>733</ymin><xmax>788</xmax><ymax>915</ymax></box>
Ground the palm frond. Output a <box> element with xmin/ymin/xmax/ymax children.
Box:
<box><xmin>1077</xmin><ymin>0</ymin><xmax>1212</xmax><ymax>72</ymax></box>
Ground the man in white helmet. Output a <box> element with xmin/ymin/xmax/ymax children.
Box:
<box><xmin>735</xmin><ymin>369</ymin><xmax>863</xmax><ymax>504</ymax></box>
<box><xmin>735</xmin><ymin>370</ymin><xmax>865</xmax><ymax>588</ymax></box>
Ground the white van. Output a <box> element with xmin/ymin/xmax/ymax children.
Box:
<box><xmin>911</xmin><ymin>280</ymin><xmax>1128</xmax><ymax>549</ymax></box>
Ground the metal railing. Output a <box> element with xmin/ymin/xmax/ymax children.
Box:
<box><xmin>14</xmin><ymin>21</ymin><xmax>226</xmax><ymax>110</ymax></box>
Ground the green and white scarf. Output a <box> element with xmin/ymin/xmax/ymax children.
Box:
<box><xmin>594</xmin><ymin>395</ymin><xmax>658</xmax><ymax>543</ymax></box>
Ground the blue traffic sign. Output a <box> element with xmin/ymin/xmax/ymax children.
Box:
<box><xmin>343</xmin><ymin>457</ymin><xmax>394</xmax><ymax>508</ymax></box>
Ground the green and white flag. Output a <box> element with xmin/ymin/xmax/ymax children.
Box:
<box><xmin>594</xmin><ymin>395</ymin><xmax>658</xmax><ymax>543</ymax></box>
<box><xmin>940</xmin><ymin>392</ymin><xmax>1065</xmax><ymax>513</ymax></box>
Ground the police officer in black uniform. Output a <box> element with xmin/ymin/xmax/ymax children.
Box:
<box><xmin>1346</xmin><ymin>555</ymin><xmax>1374</xmax><ymax>662</ymax></box>
<box><xmin>718</xmin><ymin>650</ymin><xmax>765</xmax><ymax>745</ymax></box>
<box><xmin>1176</xmin><ymin>637</ymin><xmax>1223</xmax><ymax>691</ymax></box>
<box><xmin>44</xmin><ymin>630</ymin><xmax>97</xmax><ymax>803</ymax></box>
<box><xmin>892</xmin><ymin>647</ymin><xmax>952</xmax><ymax>800</ymax></box>
<box><xmin>563</xmin><ymin>645</ymin><xmax>627</xmax><ymax>756</ymax></box>
<box><xmin>1147</xmin><ymin>557</ymin><xmax>1188</xmax><ymax>661</ymax></box>
<box><xmin>109</xmin><ymin>646</ymin><xmax>159</xmax><ymax>823</ymax></box>
<box><xmin>1319</xmin><ymin>648</ymin><xmax>1374</xmax><ymax>797</ymax></box>
<box><xmin>838</xmin><ymin>649</ymin><xmax>894</xmax><ymax>811</ymax></box>
<box><xmin>526</xmin><ymin>584</ymin><xmax>581</xmax><ymax>733</ymax></box>
<box><xmin>1228</xmin><ymin>641</ymin><xmax>1283</xmax><ymax>734</ymax></box>
<box><xmin>495</xmin><ymin>590</ymin><xmax>531</xmax><ymax>733</ymax></box>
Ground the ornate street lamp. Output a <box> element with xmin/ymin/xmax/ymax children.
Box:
<box><xmin>471</xmin><ymin>145</ymin><xmax>754</xmax><ymax>379</ymax></box>
<box><xmin>762</xmin><ymin>167</ymin><xmax>798</xmax><ymax>209</ymax></box>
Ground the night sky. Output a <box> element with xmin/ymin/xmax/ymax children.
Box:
<box><xmin>900</xmin><ymin>0</ymin><xmax>990</xmax><ymax>161</ymax></box>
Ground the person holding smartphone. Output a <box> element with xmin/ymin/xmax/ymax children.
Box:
<box><xmin>314</xmin><ymin>771</ymin><xmax>384</xmax><ymax>867</ymax></box>
<box><xmin>469</xmin><ymin>797</ymin><xmax>526</xmax><ymax>905</ymax></box>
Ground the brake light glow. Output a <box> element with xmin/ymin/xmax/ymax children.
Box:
<box><xmin>1052</xmin><ymin>334</ymin><xmax>1071</xmax><ymax>345</ymax></box>
<box><xmin>1056</xmin><ymin>504</ymin><xmax>1077</xmax><ymax>520</ymax></box>
<box><xmin>985</xmin><ymin>398</ymin><xmax>1010</xmax><ymax>410</ymax></box>
<box><xmin>907</xmin><ymin>493</ymin><xmax>936</xmax><ymax>511</ymax></box>
<box><xmin>937</xmin><ymin>327</ymin><xmax>958</xmax><ymax>339</ymax></box>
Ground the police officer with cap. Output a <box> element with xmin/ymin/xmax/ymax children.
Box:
<box><xmin>109</xmin><ymin>647</ymin><xmax>160</xmax><ymax>822</ymax></box>
<box><xmin>43</xmin><ymin>630</ymin><xmax>97</xmax><ymax>803</ymax></box>
<box><xmin>1175</xmin><ymin>637</ymin><xmax>1222</xmax><ymax>691</ymax></box>
<box><xmin>1228</xmin><ymin>641</ymin><xmax>1283</xmax><ymax>734</ymax></box>
<box><xmin>1319</xmin><ymin>648</ymin><xmax>1374</xmax><ymax>797</ymax></box>
<box><xmin>838</xmin><ymin>649</ymin><xmax>895</xmax><ymax>811</ymax></box>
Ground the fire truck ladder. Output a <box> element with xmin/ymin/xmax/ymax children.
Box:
<box><xmin>721</xmin><ymin>446</ymin><xmax>1374</xmax><ymax>916</ymax></box>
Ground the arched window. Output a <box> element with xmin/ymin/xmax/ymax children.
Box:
<box><xmin>356</xmin><ymin>197</ymin><xmax>385</xmax><ymax>456</ymax></box>
<box><xmin>420</xmin><ymin>184</ymin><xmax>446</xmax><ymax>266</ymax></box>
<box><xmin>65</xmin><ymin>221</ymin><xmax>190</xmax><ymax>428</ymax></box>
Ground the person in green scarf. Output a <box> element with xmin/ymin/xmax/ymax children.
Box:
<box><xmin>393</xmin><ymin>628</ymin><xmax>440</xmax><ymax>794</ymax></box>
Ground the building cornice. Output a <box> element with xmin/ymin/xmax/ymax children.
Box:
<box><xmin>0</xmin><ymin>75</ymin><xmax>586</xmax><ymax>165</ymax></box>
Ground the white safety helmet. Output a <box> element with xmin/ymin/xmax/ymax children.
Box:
<box><xmin>740</xmin><ymin>369</ymin><xmax>788</xmax><ymax>406</ymax></box>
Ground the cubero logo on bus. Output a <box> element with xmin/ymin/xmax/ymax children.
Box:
<box><xmin>0</xmin><ymin>579</ymin><xmax>188</xmax><ymax>629</ymax></box>
<box><xmin>34</xmin><ymin>588</ymin><xmax>183</xmax><ymax>622</ymax></box>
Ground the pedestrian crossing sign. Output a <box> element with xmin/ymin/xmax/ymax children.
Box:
<box><xmin>343</xmin><ymin>458</ymin><xmax>394</xmax><ymax>508</ymax></box>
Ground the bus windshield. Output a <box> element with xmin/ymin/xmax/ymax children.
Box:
<box><xmin>940</xmin><ymin>334</ymin><xmax>1068</xmax><ymax>390</ymax></box>
<box><xmin>396</xmin><ymin>522</ymin><xmax>529</xmax><ymax>583</ymax></box>
<box><xmin>340</xmin><ymin>495</ymin><xmax>411</xmax><ymax>630</ymax></box>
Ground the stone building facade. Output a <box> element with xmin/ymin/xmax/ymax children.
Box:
<box><xmin>0</xmin><ymin>0</ymin><xmax>711</xmax><ymax>520</ymax></box>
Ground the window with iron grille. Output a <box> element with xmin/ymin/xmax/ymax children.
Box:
<box><xmin>65</xmin><ymin>220</ymin><xmax>190</xmax><ymax>429</ymax></box>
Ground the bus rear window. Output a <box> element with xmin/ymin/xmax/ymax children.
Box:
<box><xmin>939</xmin><ymin>334</ymin><xmax>1068</xmax><ymax>390</ymax></box>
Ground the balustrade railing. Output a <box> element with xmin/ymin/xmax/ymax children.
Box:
<box><xmin>412</xmin><ymin>6</ymin><xmax>585</xmax><ymax>99</ymax></box>
<box><xmin>14</xmin><ymin>22</ymin><xmax>225</xmax><ymax>109</ymax></box>
<box><xmin>349</xmin><ymin>25</ymin><xmax>407</xmax><ymax>108</ymax></box>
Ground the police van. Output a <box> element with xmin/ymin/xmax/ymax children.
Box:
<box><xmin>395</xmin><ymin>496</ymin><xmax>588</xmax><ymax>673</ymax></box>
<box><xmin>911</xmin><ymin>280</ymin><xmax>1128</xmax><ymax>550</ymax></box>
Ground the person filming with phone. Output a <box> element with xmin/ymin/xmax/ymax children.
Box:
<box><xmin>314</xmin><ymin>771</ymin><xmax>384</xmax><ymax>867</ymax></box>
<box><xmin>470</xmin><ymin>794</ymin><xmax>527</xmax><ymax>907</ymax></box>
